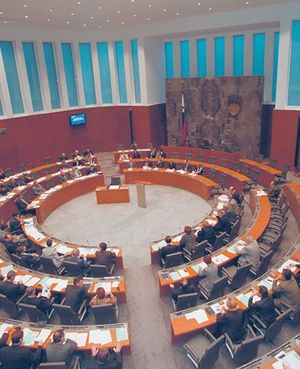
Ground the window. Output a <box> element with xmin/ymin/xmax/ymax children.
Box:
<box><xmin>97</xmin><ymin>42</ymin><xmax>113</xmax><ymax>104</ymax></box>
<box><xmin>288</xmin><ymin>21</ymin><xmax>300</xmax><ymax>106</ymax></box>
<box><xmin>214</xmin><ymin>37</ymin><xmax>225</xmax><ymax>77</ymax></box>
<box><xmin>197</xmin><ymin>39</ymin><xmax>207</xmax><ymax>77</ymax></box>
<box><xmin>233</xmin><ymin>35</ymin><xmax>244</xmax><ymax>76</ymax></box>
<box><xmin>252</xmin><ymin>33</ymin><xmax>265</xmax><ymax>76</ymax></box>
<box><xmin>131</xmin><ymin>39</ymin><xmax>141</xmax><ymax>103</ymax></box>
<box><xmin>43</xmin><ymin>42</ymin><xmax>61</xmax><ymax>109</ymax></box>
<box><xmin>114</xmin><ymin>41</ymin><xmax>127</xmax><ymax>103</ymax></box>
<box><xmin>79</xmin><ymin>43</ymin><xmax>96</xmax><ymax>105</ymax></box>
<box><xmin>61</xmin><ymin>43</ymin><xmax>78</xmax><ymax>107</ymax></box>
<box><xmin>180</xmin><ymin>40</ymin><xmax>190</xmax><ymax>78</ymax></box>
<box><xmin>164</xmin><ymin>42</ymin><xmax>174</xmax><ymax>78</ymax></box>
<box><xmin>272</xmin><ymin>32</ymin><xmax>280</xmax><ymax>103</ymax></box>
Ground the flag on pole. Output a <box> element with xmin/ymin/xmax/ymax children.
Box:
<box><xmin>181</xmin><ymin>93</ymin><xmax>188</xmax><ymax>145</ymax></box>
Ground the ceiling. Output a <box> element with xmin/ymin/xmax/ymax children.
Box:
<box><xmin>0</xmin><ymin>0</ymin><xmax>296</xmax><ymax>31</ymax></box>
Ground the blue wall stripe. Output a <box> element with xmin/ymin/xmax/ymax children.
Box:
<box><xmin>97</xmin><ymin>42</ymin><xmax>113</xmax><ymax>104</ymax></box>
<box><xmin>197</xmin><ymin>39</ymin><xmax>207</xmax><ymax>77</ymax></box>
<box><xmin>79</xmin><ymin>43</ymin><xmax>96</xmax><ymax>105</ymax></box>
<box><xmin>164</xmin><ymin>42</ymin><xmax>174</xmax><ymax>78</ymax></box>
<box><xmin>0</xmin><ymin>41</ymin><xmax>24</xmax><ymax>114</ymax></box>
<box><xmin>114</xmin><ymin>41</ymin><xmax>127</xmax><ymax>104</ymax></box>
<box><xmin>252</xmin><ymin>33</ymin><xmax>265</xmax><ymax>76</ymax></box>
<box><xmin>42</xmin><ymin>42</ymin><xmax>61</xmax><ymax>109</ymax></box>
<box><xmin>131</xmin><ymin>39</ymin><xmax>141</xmax><ymax>103</ymax></box>
<box><xmin>288</xmin><ymin>20</ymin><xmax>300</xmax><ymax>106</ymax></box>
<box><xmin>22</xmin><ymin>42</ymin><xmax>43</xmax><ymax>112</ymax></box>
<box><xmin>214</xmin><ymin>37</ymin><xmax>225</xmax><ymax>77</ymax></box>
<box><xmin>180</xmin><ymin>40</ymin><xmax>190</xmax><ymax>78</ymax></box>
<box><xmin>233</xmin><ymin>34</ymin><xmax>244</xmax><ymax>76</ymax></box>
<box><xmin>61</xmin><ymin>43</ymin><xmax>78</xmax><ymax>107</ymax></box>
<box><xmin>0</xmin><ymin>99</ymin><xmax>3</xmax><ymax>115</ymax></box>
<box><xmin>272</xmin><ymin>32</ymin><xmax>280</xmax><ymax>103</ymax></box>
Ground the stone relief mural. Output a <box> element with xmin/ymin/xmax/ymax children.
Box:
<box><xmin>166</xmin><ymin>77</ymin><xmax>263</xmax><ymax>158</ymax></box>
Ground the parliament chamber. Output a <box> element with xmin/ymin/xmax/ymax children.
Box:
<box><xmin>1</xmin><ymin>1</ymin><xmax>300</xmax><ymax>369</ymax></box>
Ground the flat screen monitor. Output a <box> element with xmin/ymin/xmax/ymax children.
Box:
<box><xmin>70</xmin><ymin>113</ymin><xmax>86</xmax><ymax>126</ymax></box>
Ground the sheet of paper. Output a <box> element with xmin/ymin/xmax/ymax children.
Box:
<box><xmin>56</xmin><ymin>244</ymin><xmax>72</xmax><ymax>254</ymax></box>
<box><xmin>116</xmin><ymin>327</ymin><xmax>128</xmax><ymax>342</ymax></box>
<box><xmin>170</xmin><ymin>271</ymin><xmax>181</xmax><ymax>282</ymax></box>
<box><xmin>38</xmin><ymin>277</ymin><xmax>50</xmax><ymax>287</ymax></box>
<box><xmin>109</xmin><ymin>185</ymin><xmax>120</xmax><ymax>189</ymax></box>
<box><xmin>278</xmin><ymin>259</ymin><xmax>299</xmax><ymax>273</ymax></box>
<box><xmin>273</xmin><ymin>350</ymin><xmax>300</xmax><ymax>369</ymax></box>
<box><xmin>23</xmin><ymin>328</ymin><xmax>38</xmax><ymax>346</ymax></box>
<box><xmin>151</xmin><ymin>240</ymin><xmax>166</xmax><ymax>251</ymax></box>
<box><xmin>112</xmin><ymin>281</ymin><xmax>120</xmax><ymax>288</ymax></box>
<box><xmin>227</xmin><ymin>245</ymin><xmax>237</xmax><ymax>254</ymax></box>
<box><xmin>14</xmin><ymin>274</ymin><xmax>33</xmax><ymax>285</ymax></box>
<box><xmin>212</xmin><ymin>254</ymin><xmax>230</xmax><ymax>265</ymax></box>
<box><xmin>178</xmin><ymin>269</ymin><xmax>190</xmax><ymax>278</ymax></box>
<box><xmin>89</xmin><ymin>329</ymin><xmax>106</xmax><ymax>344</ymax></box>
<box><xmin>236</xmin><ymin>292</ymin><xmax>253</xmax><ymax>306</ymax></box>
<box><xmin>53</xmin><ymin>280</ymin><xmax>69</xmax><ymax>292</ymax></box>
<box><xmin>65</xmin><ymin>332</ymin><xmax>78</xmax><ymax>342</ymax></box>
<box><xmin>75</xmin><ymin>332</ymin><xmax>88</xmax><ymax>347</ymax></box>
<box><xmin>258</xmin><ymin>279</ymin><xmax>273</xmax><ymax>291</ymax></box>
<box><xmin>206</xmin><ymin>218</ymin><xmax>217</xmax><ymax>226</ymax></box>
<box><xmin>98</xmin><ymin>329</ymin><xmax>112</xmax><ymax>345</ymax></box>
<box><xmin>24</xmin><ymin>276</ymin><xmax>41</xmax><ymax>287</ymax></box>
<box><xmin>0</xmin><ymin>265</ymin><xmax>13</xmax><ymax>277</ymax></box>
<box><xmin>172</xmin><ymin>235</ymin><xmax>182</xmax><ymax>243</ymax></box>
<box><xmin>185</xmin><ymin>310</ymin><xmax>208</xmax><ymax>324</ymax></box>
<box><xmin>210</xmin><ymin>303</ymin><xmax>223</xmax><ymax>314</ymax></box>
<box><xmin>35</xmin><ymin>329</ymin><xmax>52</xmax><ymax>344</ymax></box>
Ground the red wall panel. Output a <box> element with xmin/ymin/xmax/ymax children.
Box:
<box><xmin>0</xmin><ymin>104</ymin><xmax>165</xmax><ymax>170</ymax></box>
<box><xmin>271</xmin><ymin>109</ymin><xmax>300</xmax><ymax>168</ymax></box>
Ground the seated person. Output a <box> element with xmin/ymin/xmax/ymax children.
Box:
<box><xmin>235</xmin><ymin>236</ymin><xmax>260</xmax><ymax>268</ymax></box>
<box><xmin>193</xmin><ymin>166</ymin><xmax>204</xmax><ymax>175</ymax></box>
<box><xmin>131</xmin><ymin>142</ymin><xmax>138</xmax><ymax>150</ymax></box>
<box><xmin>0</xmin><ymin>184</ymin><xmax>8</xmax><ymax>196</ymax></box>
<box><xmin>198</xmin><ymin>254</ymin><xmax>219</xmax><ymax>294</ymax></box>
<box><xmin>132</xmin><ymin>149</ymin><xmax>141</xmax><ymax>159</ymax></box>
<box><xmin>271</xmin><ymin>268</ymin><xmax>300</xmax><ymax>311</ymax></box>
<box><xmin>31</xmin><ymin>181</ymin><xmax>45</xmax><ymax>196</ymax></box>
<box><xmin>42</xmin><ymin>239</ymin><xmax>64</xmax><ymax>268</ymax></box>
<box><xmin>46</xmin><ymin>328</ymin><xmax>77</xmax><ymax>368</ymax></box>
<box><xmin>20</xmin><ymin>173</ymin><xmax>33</xmax><ymax>185</ymax></box>
<box><xmin>95</xmin><ymin>242</ymin><xmax>116</xmax><ymax>269</ymax></box>
<box><xmin>0</xmin><ymin>270</ymin><xmax>26</xmax><ymax>303</ymax></box>
<box><xmin>182</xmin><ymin>160</ymin><xmax>192</xmax><ymax>172</ymax></box>
<box><xmin>214</xmin><ymin>297</ymin><xmax>246</xmax><ymax>343</ymax></box>
<box><xmin>147</xmin><ymin>147</ymin><xmax>157</xmax><ymax>159</ymax></box>
<box><xmin>72</xmin><ymin>149</ymin><xmax>81</xmax><ymax>159</ymax></box>
<box><xmin>196</xmin><ymin>221</ymin><xmax>216</xmax><ymax>246</ymax></box>
<box><xmin>142</xmin><ymin>161</ymin><xmax>152</xmax><ymax>169</ymax></box>
<box><xmin>0</xmin><ymin>168</ymin><xmax>5</xmax><ymax>180</ymax></box>
<box><xmin>229</xmin><ymin>186</ymin><xmax>242</xmax><ymax>205</ymax></box>
<box><xmin>179</xmin><ymin>226</ymin><xmax>196</xmax><ymax>252</ymax></box>
<box><xmin>213</xmin><ymin>212</ymin><xmax>232</xmax><ymax>235</ymax></box>
<box><xmin>167</xmin><ymin>161</ymin><xmax>176</xmax><ymax>170</ymax></box>
<box><xmin>248</xmin><ymin>286</ymin><xmax>276</xmax><ymax>327</ymax></box>
<box><xmin>64</xmin><ymin>248</ymin><xmax>89</xmax><ymax>274</ymax></box>
<box><xmin>127</xmin><ymin>159</ymin><xmax>134</xmax><ymax>170</ymax></box>
<box><xmin>119</xmin><ymin>152</ymin><xmax>129</xmax><ymax>161</ymax></box>
<box><xmin>0</xmin><ymin>223</ymin><xmax>9</xmax><ymax>240</ymax></box>
<box><xmin>64</xmin><ymin>277</ymin><xmax>89</xmax><ymax>313</ymax></box>
<box><xmin>57</xmin><ymin>152</ymin><xmax>68</xmax><ymax>161</ymax></box>
<box><xmin>157</xmin><ymin>146</ymin><xmax>167</xmax><ymax>159</ymax></box>
<box><xmin>0</xmin><ymin>328</ymin><xmax>42</xmax><ymax>369</ymax></box>
<box><xmin>89</xmin><ymin>287</ymin><xmax>117</xmax><ymax>306</ymax></box>
<box><xmin>16</xmin><ymin>245</ymin><xmax>39</xmax><ymax>269</ymax></box>
<box><xmin>15</xmin><ymin>194</ymin><xmax>29</xmax><ymax>214</ymax></box>
<box><xmin>58</xmin><ymin>169</ymin><xmax>69</xmax><ymax>183</ymax></box>
<box><xmin>87</xmin><ymin>345</ymin><xmax>122</xmax><ymax>369</ymax></box>
<box><xmin>83</xmin><ymin>148</ymin><xmax>94</xmax><ymax>157</ymax></box>
<box><xmin>170</xmin><ymin>278</ymin><xmax>196</xmax><ymax>303</ymax></box>
<box><xmin>86</xmin><ymin>164</ymin><xmax>98</xmax><ymax>175</ymax></box>
<box><xmin>22</xmin><ymin>286</ymin><xmax>52</xmax><ymax>315</ymax></box>
<box><xmin>9</xmin><ymin>213</ymin><xmax>23</xmax><ymax>234</ymax></box>
<box><xmin>160</xmin><ymin>236</ymin><xmax>180</xmax><ymax>263</ymax></box>
<box><xmin>3</xmin><ymin>233</ymin><xmax>21</xmax><ymax>254</ymax></box>
<box><xmin>69</xmin><ymin>167</ymin><xmax>81</xmax><ymax>179</ymax></box>
<box><xmin>267</xmin><ymin>181</ymin><xmax>281</xmax><ymax>201</ymax></box>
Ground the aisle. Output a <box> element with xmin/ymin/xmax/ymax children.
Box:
<box><xmin>122</xmin><ymin>266</ymin><xmax>184</xmax><ymax>369</ymax></box>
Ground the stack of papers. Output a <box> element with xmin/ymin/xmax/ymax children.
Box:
<box><xmin>212</xmin><ymin>254</ymin><xmax>230</xmax><ymax>265</ymax></box>
<box><xmin>88</xmin><ymin>329</ymin><xmax>112</xmax><ymax>345</ymax></box>
<box><xmin>23</xmin><ymin>328</ymin><xmax>39</xmax><ymax>346</ymax></box>
<box><xmin>256</xmin><ymin>190</ymin><xmax>267</xmax><ymax>197</ymax></box>
<box><xmin>258</xmin><ymin>277</ymin><xmax>274</xmax><ymax>291</ymax></box>
<box><xmin>14</xmin><ymin>275</ymin><xmax>33</xmax><ymax>285</ymax></box>
<box><xmin>169</xmin><ymin>271</ymin><xmax>181</xmax><ymax>281</ymax></box>
<box><xmin>35</xmin><ymin>329</ymin><xmax>52</xmax><ymax>344</ymax></box>
<box><xmin>53</xmin><ymin>280</ymin><xmax>69</xmax><ymax>292</ymax></box>
<box><xmin>0</xmin><ymin>265</ymin><xmax>14</xmax><ymax>277</ymax></box>
<box><xmin>210</xmin><ymin>302</ymin><xmax>224</xmax><ymax>314</ymax></box>
<box><xmin>116</xmin><ymin>327</ymin><xmax>128</xmax><ymax>342</ymax></box>
<box><xmin>109</xmin><ymin>185</ymin><xmax>120</xmax><ymax>189</ymax></box>
<box><xmin>191</xmin><ymin>262</ymin><xmax>207</xmax><ymax>274</ymax></box>
<box><xmin>236</xmin><ymin>291</ymin><xmax>253</xmax><ymax>306</ymax></box>
<box><xmin>178</xmin><ymin>269</ymin><xmax>190</xmax><ymax>278</ymax></box>
<box><xmin>273</xmin><ymin>350</ymin><xmax>300</xmax><ymax>369</ymax></box>
<box><xmin>172</xmin><ymin>235</ymin><xmax>182</xmax><ymax>243</ymax></box>
<box><xmin>185</xmin><ymin>310</ymin><xmax>209</xmax><ymax>324</ymax></box>
<box><xmin>24</xmin><ymin>276</ymin><xmax>41</xmax><ymax>287</ymax></box>
<box><xmin>65</xmin><ymin>332</ymin><xmax>88</xmax><ymax>347</ymax></box>
<box><xmin>151</xmin><ymin>240</ymin><xmax>166</xmax><ymax>251</ymax></box>
<box><xmin>227</xmin><ymin>245</ymin><xmax>237</xmax><ymax>254</ymax></box>
<box><xmin>278</xmin><ymin>259</ymin><xmax>299</xmax><ymax>273</ymax></box>
<box><xmin>56</xmin><ymin>244</ymin><xmax>72</xmax><ymax>254</ymax></box>
<box><xmin>0</xmin><ymin>323</ymin><xmax>13</xmax><ymax>337</ymax></box>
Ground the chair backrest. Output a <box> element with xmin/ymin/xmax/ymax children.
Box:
<box><xmin>230</xmin><ymin>264</ymin><xmax>251</xmax><ymax>290</ymax></box>
<box><xmin>255</xmin><ymin>251</ymin><xmax>273</xmax><ymax>276</ymax></box>
<box><xmin>209</xmin><ymin>276</ymin><xmax>228</xmax><ymax>300</ymax></box>
<box><xmin>91</xmin><ymin>304</ymin><xmax>117</xmax><ymax>324</ymax></box>
<box><xmin>250</xmin><ymin>170</ymin><xmax>260</xmax><ymax>182</ymax></box>
<box><xmin>218</xmin><ymin>174</ymin><xmax>227</xmax><ymax>187</ymax></box>
<box><xmin>192</xmin><ymin>241</ymin><xmax>207</xmax><ymax>259</ymax></box>
<box><xmin>38</xmin><ymin>363</ymin><xmax>67</xmax><ymax>369</ymax></box>
<box><xmin>63</xmin><ymin>261</ymin><xmax>83</xmax><ymax>277</ymax></box>
<box><xmin>110</xmin><ymin>176</ymin><xmax>121</xmax><ymax>186</ymax></box>
<box><xmin>10</xmin><ymin>253</ymin><xmax>29</xmax><ymax>268</ymax></box>
<box><xmin>146</xmin><ymin>142</ymin><xmax>153</xmax><ymax>149</ymax></box>
<box><xmin>212</xmin><ymin>232</ymin><xmax>226</xmax><ymax>251</ymax></box>
<box><xmin>0</xmin><ymin>293</ymin><xmax>19</xmax><ymax>319</ymax></box>
<box><xmin>264</xmin><ymin>309</ymin><xmax>291</xmax><ymax>342</ymax></box>
<box><xmin>165</xmin><ymin>252</ymin><xmax>183</xmax><ymax>268</ymax></box>
<box><xmin>233</xmin><ymin>335</ymin><xmax>264</xmax><ymax>365</ymax></box>
<box><xmin>183</xmin><ymin>153</ymin><xmax>193</xmax><ymax>160</ymax></box>
<box><xmin>89</xmin><ymin>264</ymin><xmax>109</xmax><ymax>278</ymax></box>
<box><xmin>175</xmin><ymin>293</ymin><xmax>198</xmax><ymax>311</ymax></box>
<box><xmin>199</xmin><ymin>335</ymin><xmax>225</xmax><ymax>369</ymax></box>
<box><xmin>228</xmin><ymin>219</ymin><xmax>240</xmax><ymax>241</ymax></box>
<box><xmin>269</xmin><ymin>158</ymin><xmax>277</xmax><ymax>168</ymax></box>
<box><xmin>117</xmin><ymin>144</ymin><xmax>124</xmax><ymax>151</ymax></box>
<box><xmin>39</xmin><ymin>256</ymin><xmax>59</xmax><ymax>275</ymax></box>
<box><xmin>18</xmin><ymin>302</ymin><xmax>47</xmax><ymax>323</ymax></box>
<box><xmin>52</xmin><ymin>304</ymin><xmax>80</xmax><ymax>325</ymax></box>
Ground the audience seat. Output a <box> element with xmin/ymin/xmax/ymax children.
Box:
<box><xmin>198</xmin><ymin>274</ymin><xmax>228</xmax><ymax>301</ymax></box>
<box><xmin>17</xmin><ymin>302</ymin><xmax>48</xmax><ymax>324</ymax></box>
<box><xmin>172</xmin><ymin>292</ymin><xmax>198</xmax><ymax>311</ymax></box>
<box><xmin>39</xmin><ymin>256</ymin><xmax>65</xmax><ymax>275</ymax></box>
<box><xmin>62</xmin><ymin>260</ymin><xmax>87</xmax><ymax>277</ymax></box>
<box><xmin>161</xmin><ymin>252</ymin><xmax>184</xmax><ymax>269</ymax></box>
<box><xmin>38</xmin><ymin>356</ymin><xmax>80</xmax><ymax>369</ymax></box>
<box><xmin>222</xmin><ymin>263</ymin><xmax>251</xmax><ymax>290</ymax></box>
<box><xmin>183</xmin><ymin>241</ymin><xmax>207</xmax><ymax>262</ymax></box>
<box><xmin>90</xmin><ymin>304</ymin><xmax>117</xmax><ymax>324</ymax></box>
<box><xmin>89</xmin><ymin>264</ymin><xmax>114</xmax><ymax>277</ymax></box>
<box><xmin>0</xmin><ymin>294</ymin><xmax>20</xmax><ymax>319</ymax></box>
<box><xmin>250</xmin><ymin>251</ymin><xmax>273</xmax><ymax>277</ymax></box>
<box><xmin>50</xmin><ymin>302</ymin><xmax>87</xmax><ymax>325</ymax></box>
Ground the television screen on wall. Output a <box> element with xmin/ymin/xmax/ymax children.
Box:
<box><xmin>70</xmin><ymin>113</ymin><xmax>86</xmax><ymax>126</ymax></box>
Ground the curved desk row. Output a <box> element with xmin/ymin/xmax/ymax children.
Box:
<box><xmin>170</xmin><ymin>238</ymin><xmax>300</xmax><ymax>343</ymax></box>
<box><xmin>239</xmin><ymin>159</ymin><xmax>282</xmax><ymax>187</ymax></box>
<box><xmin>157</xmin><ymin>189</ymin><xmax>271</xmax><ymax>296</ymax></box>
<box><xmin>284</xmin><ymin>182</ymin><xmax>300</xmax><ymax>229</ymax></box>
<box><xmin>22</xmin><ymin>216</ymin><xmax>124</xmax><ymax>269</ymax></box>
<box><xmin>119</xmin><ymin>158</ymin><xmax>250</xmax><ymax>193</ymax></box>
<box><xmin>0</xmin><ymin>255</ymin><xmax>126</xmax><ymax>303</ymax></box>
<box><xmin>27</xmin><ymin>174</ymin><xmax>104</xmax><ymax>224</ymax></box>
<box><xmin>0</xmin><ymin>321</ymin><xmax>130</xmax><ymax>354</ymax></box>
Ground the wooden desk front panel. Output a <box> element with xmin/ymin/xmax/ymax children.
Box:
<box><xmin>96</xmin><ymin>186</ymin><xmax>130</xmax><ymax>204</ymax></box>
<box><xmin>240</xmin><ymin>159</ymin><xmax>281</xmax><ymax>187</ymax></box>
<box><xmin>36</xmin><ymin>175</ymin><xmax>104</xmax><ymax>224</ymax></box>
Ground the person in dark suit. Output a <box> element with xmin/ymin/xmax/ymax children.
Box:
<box><xmin>58</xmin><ymin>152</ymin><xmax>68</xmax><ymax>161</ymax></box>
<box><xmin>157</xmin><ymin>147</ymin><xmax>167</xmax><ymax>159</ymax></box>
<box><xmin>31</xmin><ymin>181</ymin><xmax>45</xmax><ymax>196</ymax></box>
<box><xmin>46</xmin><ymin>328</ymin><xmax>77</xmax><ymax>368</ymax></box>
<box><xmin>9</xmin><ymin>213</ymin><xmax>23</xmax><ymax>234</ymax></box>
<box><xmin>248</xmin><ymin>286</ymin><xmax>276</xmax><ymax>327</ymax></box>
<box><xmin>167</xmin><ymin>161</ymin><xmax>176</xmax><ymax>170</ymax></box>
<box><xmin>147</xmin><ymin>148</ymin><xmax>157</xmax><ymax>159</ymax></box>
<box><xmin>182</xmin><ymin>160</ymin><xmax>192</xmax><ymax>172</ymax></box>
<box><xmin>0</xmin><ymin>184</ymin><xmax>8</xmax><ymax>195</ymax></box>
<box><xmin>87</xmin><ymin>344</ymin><xmax>122</xmax><ymax>369</ymax></box>
<box><xmin>132</xmin><ymin>149</ymin><xmax>141</xmax><ymax>159</ymax></box>
<box><xmin>0</xmin><ymin>328</ymin><xmax>41</xmax><ymax>369</ymax></box>
<box><xmin>22</xmin><ymin>286</ymin><xmax>52</xmax><ymax>315</ymax></box>
<box><xmin>83</xmin><ymin>148</ymin><xmax>94</xmax><ymax>157</ymax></box>
<box><xmin>271</xmin><ymin>268</ymin><xmax>300</xmax><ymax>311</ymax></box>
<box><xmin>15</xmin><ymin>194</ymin><xmax>29</xmax><ymax>215</ymax></box>
<box><xmin>64</xmin><ymin>248</ymin><xmax>89</xmax><ymax>274</ymax></box>
<box><xmin>170</xmin><ymin>278</ymin><xmax>196</xmax><ymax>303</ymax></box>
<box><xmin>58</xmin><ymin>169</ymin><xmax>69</xmax><ymax>183</ymax></box>
<box><xmin>160</xmin><ymin>236</ymin><xmax>180</xmax><ymax>264</ymax></box>
<box><xmin>194</xmin><ymin>166</ymin><xmax>204</xmax><ymax>175</ymax></box>
<box><xmin>0</xmin><ymin>168</ymin><xmax>5</xmax><ymax>180</ymax></box>
<box><xmin>0</xmin><ymin>270</ymin><xmax>25</xmax><ymax>303</ymax></box>
<box><xmin>267</xmin><ymin>181</ymin><xmax>281</xmax><ymax>201</ymax></box>
<box><xmin>95</xmin><ymin>242</ymin><xmax>116</xmax><ymax>269</ymax></box>
<box><xmin>196</xmin><ymin>221</ymin><xmax>216</xmax><ymax>246</ymax></box>
<box><xmin>229</xmin><ymin>186</ymin><xmax>242</xmax><ymax>205</ymax></box>
<box><xmin>64</xmin><ymin>277</ymin><xmax>88</xmax><ymax>313</ymax></box>
<box><xmin>214</xmin><ymin>214</ymin><xmax>232</xmax><ymax>235</ymax></box>
<box><xmin>214</xmin><ymin>297</ymin><xmax>246</xmax><ymax>343</ymax></box>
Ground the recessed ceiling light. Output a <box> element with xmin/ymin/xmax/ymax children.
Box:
<box><xmin>0</xmin><ymin>11</ymin><xmax>3</xmax><ymax>15</ymax></box>
<box><xmin>24</xmin><ymin>4</ymin><xmax>28</xmax><ymax>7</ymax></box>
<box><xmin>77</xmin><ymin>1</ymin><xmax>82</xmax><ymax>4</ymax></box>
<box><xmin>70</xmin><ymin>12</ymin><xmax>74</xmax><ymax>16</ymax></box>
<box><xmin>83</xmin><ymin>23</ymin><xmax>86</xmax><ymax>27</ymax></box>
<box><xmin>98</xmin><ymin>6</ymin><xmax>102</xmax><ymax>10</ymax></box>
<box><xmin>245</xmin><ymin>1</ymin><xmax>249</xmax><ymax>4</ymax></box>
<box><xmin>49</xmin><ymin>9</ymin><xmax>53</xmax><ymax>12</ymax></box>
<box><xmin>117</xmin><ymin>10</ymin><xmax>121</xmax><ymax>14</ymax></box>
<box><xmin>106</xmin><ymin>19</ymin><xmax>110</xmax><ymax>22</ymax></box>
<box><xmin>133</xmin><ymin>14</ymin><xmax>137</xmax><ymax>17</ymax></box>
<box><xmin>176</xmin><ymin>12</ymin><xmax>180</xmax><ymax>16</ymax></box>
<box><xmin>47</xmin><ymin>18</ymin><xmax>51</xmax><ymax>22</ymax></box>
<box><xmin>148</xmin><ymin>4</ymin><xmax>152</xmax><ymax>7</ymax></box>
<box><xmin>121</xmin><ymin>21</ymin><xmax>125</xmax><ymax>24</ymax></box>
<box><xmin>147</xmin><ymin>17</ymin><xmax>150</xmax><ymax>21</ymax></box>
<box><xmin>90</xmin><ymin>16</ymin><xmax>94</xmax><ymax>20</ymax></box>
<box><xmin>66</xmin><ymin>21</ymin><xmax>70</xmax><ymax>24</ymax></box>
<box><xmin>25</xmin><ymin>15</ymin><xmax>29</xmax><ymax>19</ymax></box>
<box><xmin>4</xmin><ymin>20</ymin><xmax>7</xmax><ymax>23</ymax></box>
<box><xmin>98</xmin><ymin>25</ymin><xmax>102</xmax><ymax>29</ymax></box>
<box><xmin>209</xmin><ymin>7</ymin><xmax>212</xmax><ymax>11</ymax></box>
<box><xmin>163</xmin><ymin>9</ymin><xmax>167</xmax><ymax>12</ymax></box>
<box><xmin>131</xmin><ymin>0</ymin><xmax>135</xmax><ymax>2</ymax></box>
<box><xmin>197</xmin><ymin>2</ymin><xmax>201</xmax><ymax>5</ymax></box>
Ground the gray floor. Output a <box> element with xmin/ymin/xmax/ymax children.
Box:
<box><xmin>43</xmin><ymin>184</ymin><xmax>212</xmax><ymax>267</ymax></box>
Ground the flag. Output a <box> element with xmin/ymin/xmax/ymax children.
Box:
<box><xmin>181</xmin><ymin>93</ymin><xmax>188</xmax><ymax>145</ymax></box>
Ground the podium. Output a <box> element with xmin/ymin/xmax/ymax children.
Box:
<box><xmin>135</xmin><ymin>181</ymin><xmax>151</xmax><ymax>208</ymax></box>
<box><xmin>96</xmin><ymin>186</ymin><xmax>130</xmax><ymax>204</ymax></box>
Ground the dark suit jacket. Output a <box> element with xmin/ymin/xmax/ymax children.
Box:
<box><xmin>248</xmin><ymin>295</ymin><xmax>276</xmax><ymax>326</ymax></box>
<box><xmin>0</xmin><ymin>280</ymin><xmax>25</xmax><ymax>303</ymax></box>
<box><xmin>64</xmin><ymin>285</ymin><xmax>88</xmax><ymax>313</ymax></box>
<box><xmin>216</xmin><ymin>310</ymin><xmax>246</xmax><ymax>343</ymax></box>
<box><xmin>160</xmin><ymin>244</ymin><xmax>180</xmax><ymax>260</ymax></box>
<box><xmin>65</xmin><ymin>255</ymin><xmax>89</xmax><ymax>272</ymax></box>
<box><xmin>0</xmin><ymin>343</ymin><xmax>41</xmax><ymax>369</ymax></box>
<box><xmin>87</xmin><ymin>350</ymin><xmax>122</xmax><ymax>369</ymax></box>
<box><xmin>95</xmin><ymin>250</ymin><xmax>116</xmax><ymax>268</ymax></box>
<box><xmin>9</xmin><ymin>216</ymin><xmax>22</xmax><ymax>233</ymax></box>
<box><xmin>15</xmin><ymin>198</ymin><xmax>28</xmax><ymax>211</ymax></box>
<box><xmin>22</xmin><ymin>295</ymin><xmax>52</xmax><ymax>314</ymax></box>
<box><xmin>172</xmin><ymin>284</ymin><xmax>196</xmax><ymax>302</ymax></box>
<box><xmin>46</xmin><ymin>339</ymin><xmax>77</xmax><ymax>367</ymax></box>
<box><xmin>196</xmin><ymin>226</ymin><xmax>216</xmax><ymax>245</ymax></box>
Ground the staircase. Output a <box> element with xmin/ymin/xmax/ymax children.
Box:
<box><xmin>96</xmin><ymin>152</ymin><xmax>123</xmax><ymax>186</ymax></box>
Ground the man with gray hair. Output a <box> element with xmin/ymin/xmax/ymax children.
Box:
<box><xmin>235</xmin><ymin>236</ymin><xmax>260</xmax><ymax>267</ymax></box>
